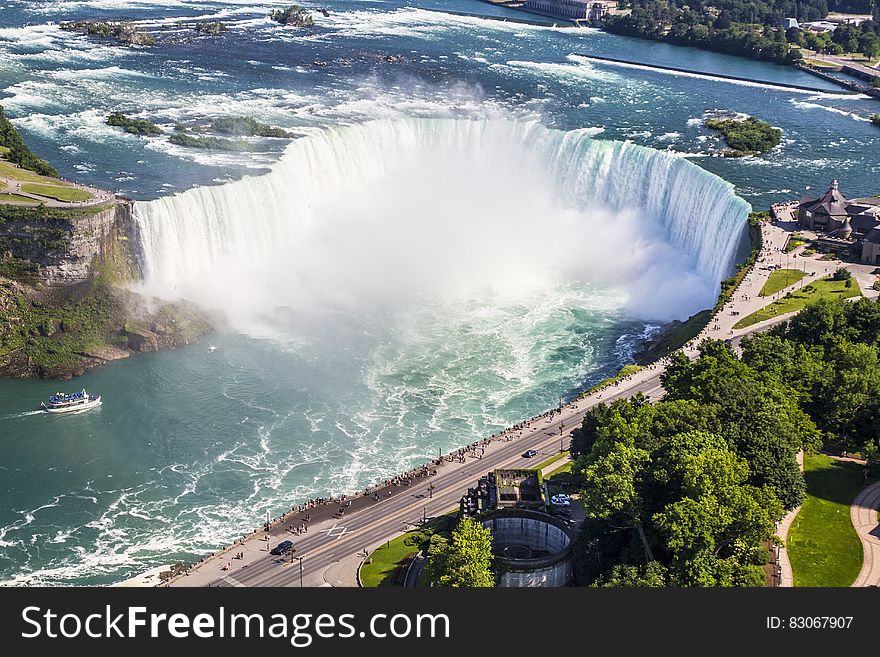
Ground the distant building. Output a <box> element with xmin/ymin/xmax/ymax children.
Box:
<box><xmin>522</xmin><ymin>0</ymin><xmax>615</xmax><ymax>23</ymax></box>
<box><xmin>797</xmin><ymin>180</ymin><xmax>880</xmax><ymax>263</ymax></box>
<box><xmin>461</xmin><ymin>469</ymin><xmax>546</xmax><ymax>516</ymax></box>
<box><xmin>783</xmin><ymin>17</ymin><xmax>799</xmax><ymax>30</ymax></box>
<box><xmin>801</xmin><ymin>20</ymin><xmax>837</xmax><ymax>33</ymax></box>
<box><xmin>826</xmin><ymin>14</ymin><xmax>872</xmax><ymax>26</ymax></box>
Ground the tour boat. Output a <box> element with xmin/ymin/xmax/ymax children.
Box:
<box><xmin>41</xmin><ymin>389</ymin><xmax>102</xmax><ymax>414</ymax></box>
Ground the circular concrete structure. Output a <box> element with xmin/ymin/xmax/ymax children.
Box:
<box><xmin>481</xmin><ymin>510</ymin><xmax>574</xmax><ymax>587</ymax></box>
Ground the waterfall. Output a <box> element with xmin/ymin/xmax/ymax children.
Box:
<box><xmin>133</xmin><ymin>118</ymin><xmax>750</xmax><ymax>326</ymax></box>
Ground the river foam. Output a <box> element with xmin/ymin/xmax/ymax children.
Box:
<box><xmin>134</xmin><ymin>117</ymin><xmax>750</xmax><ymax>335</ymax></box>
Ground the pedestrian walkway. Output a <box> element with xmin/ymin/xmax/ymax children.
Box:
<box><xmin>851</xmin><ymin>480</ymin><xmax>880</xmax><ymax>587</ymax></box>
<box><xmin>776</xmin><ymin>450</ymin><xmax>804</xmax><ymax>587</ymax></box>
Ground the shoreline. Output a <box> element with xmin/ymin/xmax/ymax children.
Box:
<box><xmin>159</xmin><ymin>214</ymin><xmax>766</xmax><ymax>587</ymax></box>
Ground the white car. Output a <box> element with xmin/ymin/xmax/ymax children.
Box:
<box><xmin>550</xmin><ymin>494</ymin><xmax>570</xmax><ymax>507</ymax></box>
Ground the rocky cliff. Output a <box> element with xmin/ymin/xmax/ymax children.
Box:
<box><xmin>0</xmin><ymin>198</ymin><xmax>212</xmax><ymax>378</ymax></box>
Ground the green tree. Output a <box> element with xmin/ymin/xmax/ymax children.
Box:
<box><xmin>597</xmin><ymin>562</ymin><xmax>668</xmax><ymax>587</ymax></box>
<box><xmin>651</xmin><ymin>431</ymin><xmax>783</xmax><ymax>586</ymax></box>
<box><xmin>424</xmin><ymin>517</ymin><xmax>495</xmax><ymax>587</ymax></box>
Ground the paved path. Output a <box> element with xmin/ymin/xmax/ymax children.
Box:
<box><xmin>0</xmin><ymin>160</ymin><xmax>113</xmax><ymax>208</ymax></box>
<box><xmin>851</xmin><ymin>481</ymin><xmax>880</xmax><ymax>587</ymax></box>
<box><xmin>163</xmin><ymin>219</ymin><xmax>876</xmax><ymax>588</ymax></box>
<box><xmin>776</xmin><ymin>450</ymin><xmax>804</xmax><ymax>587</ymax></box>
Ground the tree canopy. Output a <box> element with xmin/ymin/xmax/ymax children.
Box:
<box><xmin>576</xmin><ymin>296</ymin><xmax>880</xmax><ymax>586</ymax></box>
<box><xmin>0</xmin><ymin>104</ymin><xmax>57</xmax><ymax>177</ymax></box>
<box><xmin>424</xmin><ymin>516</ymin><xmax>495</xmax><ymax>587</ymax></box>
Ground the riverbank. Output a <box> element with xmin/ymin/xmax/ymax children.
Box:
<box><xmin>162</xmin><ymin>213</ymin><xmax>778</xmax><ymax>588</ymax></box>
<box><xmin>572</xmin><ymin>53</ymin><xmax>855</xmax><ymax>94</ymax></box>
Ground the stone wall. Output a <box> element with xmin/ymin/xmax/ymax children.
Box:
<box><xmin>481</xmin><ymin>511</ymin><xmax>574</xmax><ymax>588</ymax></box>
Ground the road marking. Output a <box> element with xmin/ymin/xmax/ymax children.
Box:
<box><xmin>222</xmin><ymin>576</ymin><xmax>246</xmax><ymax>588</ymax></box>
<box><xmin>319</xmin><ymin>524</ymin><xmax>348</xmax><ymax>539</ymax></box>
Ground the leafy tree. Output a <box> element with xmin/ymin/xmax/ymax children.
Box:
<box><xmin>0</xmin><ymin>104</ymin><xmax>57</xmax><ymax>177</ymax></box>
<box><xmin>424</xmin><ymin>517</ymin><xmax>495</xmax><ymax>587</ymax></box>
<box><xmin>596</xmin><ymin>562</ymin><xmax>668</xmax><ymax>587</ymax></box>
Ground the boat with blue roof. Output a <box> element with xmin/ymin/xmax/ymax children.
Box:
<box><xmin>41</xmin><ymin>389</ymin><xmax>102</xmax><ymax>414</ymax></box>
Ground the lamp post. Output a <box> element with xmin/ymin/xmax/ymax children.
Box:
<box><xmin>559</xmin><ymin>421</ymin><xmax>565</xmax><ymax>453</ymax></box>
<box><xmin>428</xmin><ymin>482</ymin><xmax>435</xmax><ymax>499</ymax></box>
<box><xmin>588</xmin><ymin>538</ymin><xmax>603</xmax><ymax>572</ymax></box>
<box><xmin>295</xmin><ymin>556</ymin><xmax>304</xmax><ymax>587</ymax></box>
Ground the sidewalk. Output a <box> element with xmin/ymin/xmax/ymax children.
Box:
<box><xmin>851</xmin><ymin>481</ymin><xmax>880</xmax><ymax>587</ymax></box>
<box><xmin>775</xmin><ymin>450</ymin><xmax>804</xmax><ymax>587</ymax></box>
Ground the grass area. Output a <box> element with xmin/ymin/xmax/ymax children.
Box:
<box><xmin>785</xmin><ymin>238</ymin><xmax>807</xmax><ymax>253</ymax></box>
<box><xmin>20</xmin><ymin>183</ymin><xmax>93</xmax><ymax>203</ymax></box>
<box><xmin>0</xmin><ymin>179</ymin><xmax>6</xmax><ymax>189</ymax></box>
<box><xmin>359</xmin><ymin>535</ymin><xmax>420</xmax><ymax>588</ymax></box>
<box><xmin>0</xmin><ymin>160</ymin><xmax>70</xmax><ymax>185</ymax></box>
<box><xmin>733</xmin><ymin>277</ymin><xmax>862</xmax><ymax>329</ymax></box>
<box><xmin>0</xmin><ymin>146</ymin><xmax>9</xmax><ymax>156</ymax></box>
<box><xmin>534</xmin><ymin>450</ymin><xmax>569</xmax><ymax>472</ymax></box>
<box><xmin>759</xmin><ymin>268</ymin><xmax>806</xmax><ymax>297</ymax></box>
<box><xmin>580</xmin><ymin>363</ymin><xmax>645</xmax><ymax>398</ymax></box>
<box><xmin>804</xmin><ymin>58</ymin><xmax>841</xmax><ymax>68</ymax></box>
<box><xmin>359</xmin><ymin>512</ymin><xmax>456</xmax><ymax>587</ymax></box>
<box><xmin>0</xmin><ymin>193</ymin><xmax>40</xmax><ymax>204</ymax></box>
<box><xmin>787</xmin><ymin>454</ymin><xmax>865</xmax><ymax>587</ymax></box>
<box><xmin>546</xmin><ymin>460</ymin><xmax>573</xmax><ymax>478</ymax></box>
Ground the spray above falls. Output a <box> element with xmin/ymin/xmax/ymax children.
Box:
<box><xmin>133</xmin><ymin>118</ymin><xmax>750</xmax><ymax>335</ymax></box>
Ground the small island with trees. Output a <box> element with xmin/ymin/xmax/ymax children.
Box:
<box><xmin>704</xmin><ymin>115</ymin><xmax>782</xmax><ymax>156</ymax></box>
<box><xmin>269</xmin><ymin>5</ymin><xmax>315</xmax><ymax>28</ymax></box>
<box><xmin>59</xmin><ymin>20</ymin><xmax>156</xmax><ymax>47</ymax></box>
<box><xmin>104</xmin><ymin>112</ymin><xmax>295</xmax><ymax>151</ymax></box>
<box><xmin>106</xmin><ymin>111</ymin><xmax>163</xmax><ymax>136</ymax></box>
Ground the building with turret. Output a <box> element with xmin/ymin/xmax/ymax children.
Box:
<box><xmin>797</xmin><ymin>180</ymin><xmax>880</xmax><ymax>263</ymax></box>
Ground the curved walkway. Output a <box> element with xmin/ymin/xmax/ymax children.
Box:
<box><xmin>851</xmin><ymin>481</ymin><xmax>880</xmax><ymax>587</ymax></box>
<box><xmin>776</xmin><ymin>450</ymin><xmax>804</xmax><ymax>587</ymax></box>
<box><xmin>0</xmin><ymin>160</ymin><xmax>113</xmax><ymax>208</ymax></box>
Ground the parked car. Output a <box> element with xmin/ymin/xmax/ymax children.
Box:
<box><xmin>521</xmin><ymin>449</ymin><xmax>538</xmax><ymax>458</ymax></box>
<box><xmin>270</xmin><ymin>540</ymin><xmax>294</xmax><ymax>555</ymax></box>
<box><xmin>550</xmin><ymin>494</ymin><xmax>571</xmax><ymax>507</ymax></box>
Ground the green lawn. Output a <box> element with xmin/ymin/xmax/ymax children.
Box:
<box><xmin>0</xmin><ymin>160</ymin><xmax>71</xmax><ymax>185</ymax></box>
<box><xmin>0</xmin><ymin>179</ymin><xmax>5</xmax><ymax>190</ymax></box>
<box><xmin>545</xmin><ymin>460</ymin><xmax>573</xmax><ymax>478</ymax></box>
<box><xmin>534</xmin><ymin>450</ymin><xmax>569</xmax><ymax>472</ymax></box>
<box><xmin>359</xmin><ymin>534</ymin><xmax>420</xmax><ymax>587</ymax></box>
<box><xmin>759</xmin><ymin>268</ymin><xmax>806</xmax><ymax>297</ymax></box>
<box><xmin>785</xmin><ymin>238</ymin><xmax>807</xmax><ymax>253</ymax></box>
<box><xmin>360</xmin><ymin>512</ymin><xmax>456</xmax><ymax>587</ymax></box>
<box><xmin>0</xmin><ymin>193</ymin><xmax>40</xmax><ymax>204</ymax></box>
<box><xmin>733</xmin><ymin>277</ymin><xmax>861</xmax><ymax>329</ymax></box>
<box><xmin>20</xmin><ymin>183</ymin><xmax>93</xmax><ymax>203</ymax></box>
<box><xmin>787</xmin><ymin>454</ymin><xmax>865</xmax><ymax>587</ymax></box>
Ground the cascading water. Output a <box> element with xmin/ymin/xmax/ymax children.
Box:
<box><xmin>133</xmin><ymin>118</ymin><xmax>750</xmax><ymax>333</ymax></box>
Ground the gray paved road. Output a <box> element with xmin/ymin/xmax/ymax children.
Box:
<box><xmin>173</xmin><ymin>369</ymin><xmax>664</xmax><ymax>587</ymax></box>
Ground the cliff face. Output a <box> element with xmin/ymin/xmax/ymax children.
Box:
<box><xmin>0</xmin><ymin>199</ymin><xmax>212</xmax><ymax>379</ymax></box>
<box><xmin>0</xmin><ymin>199</ymin><xmax>138</xmax><ymax>287</ymax></box>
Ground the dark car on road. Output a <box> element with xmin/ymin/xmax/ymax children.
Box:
<box><xmin>270</xmin><ymin>540</ymin><xmax>294</xmax><ymax>555</ymax></box>
<box><xmin>521</xmin><ymin>449</ymin><xmax>538</xmax><ymax>458</ymax></box>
